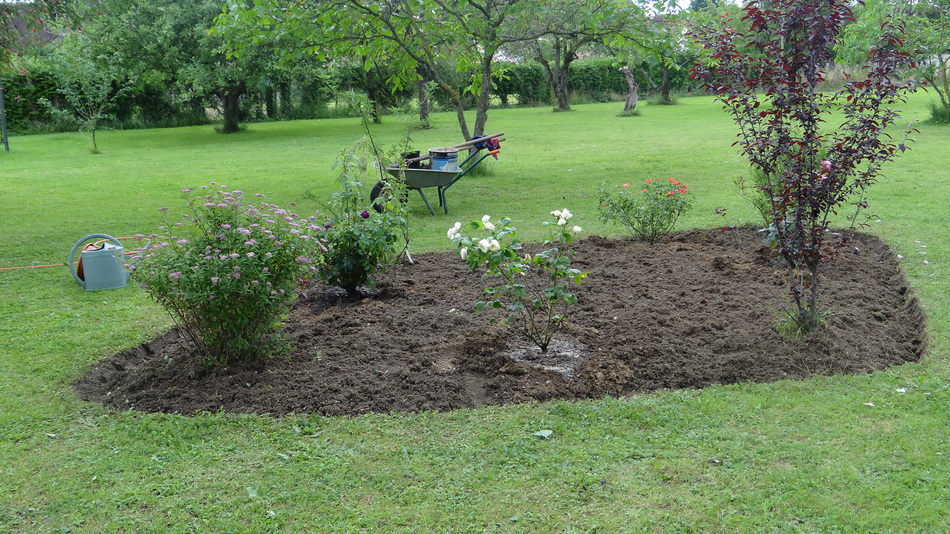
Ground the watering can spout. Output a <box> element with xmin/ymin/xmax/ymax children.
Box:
<box><xmin>68</xmin><ymin>234</ymin><xmax>142</xmax><ymax>291</ymax></box>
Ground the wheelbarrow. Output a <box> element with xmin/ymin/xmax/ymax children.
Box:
<box><xmin>370</xmin><ymin>135</ymin><xmax>504</xmax><ymax>215</ymax></box>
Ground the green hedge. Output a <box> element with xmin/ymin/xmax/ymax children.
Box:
<box><xmin>569</xmin><ymin>57</ymin><xmax>628</xmax><ymax>101</ymax></box>
<box><xmin>3</xmin><ymin>55</ymin><xmax>700</xmax><ymax>133</ymax></box>
<box><xmin>493</xmin><ymin>61</ymin><xmax>550</xmax><ymax>107</ymax></box>
<box><xmin>1</xmin><ymin>71</ymin><xmax>58</xmax><ymax>131</ymax></box>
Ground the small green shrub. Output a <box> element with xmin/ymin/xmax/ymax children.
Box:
<box><xmin>925</xmin><ymin>101</ymin><xmax>950</xmax><ymax>125</ymax></box>
<box><xmin>733</xmin><ymin>166</ymin><xmax>774</xmax><ymax>228</ymax></box>
<box><xmin>315</xmin><ymin>149</ymin><xmax>408</xmax><ymax>295</ymax></box>
<box><xmin>598</xmin><ymin>178</ymin><xmax>693</xmax><ymax>244</ymax></box>
<box><xmin>134</xmin><ymin>184</ymin><xmax>322</xmax><ymax>365</ymax></box>
<box><xmin>647</xmin><ymin>95</ymin><xmax>678</xmax><ymax>106</ymax></box>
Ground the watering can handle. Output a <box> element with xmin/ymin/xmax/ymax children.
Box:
<box><xmin>68</xmin><ymin>234</ymin><xmax>123</xmax><ymax>287</ymax></box>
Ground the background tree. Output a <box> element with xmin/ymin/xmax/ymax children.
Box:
<box><xmin>840</xmin><ymin>0</ymin><xmax>950</xmax><ymax>123</ymax></box>
<box><xmin>0</xmin><ymin>0</ymin><xmax>73</xmax><ymax>65</ymax></box>
<box><xmin>217</xmin><ymin>0</ymin><xmax>556</xmax><ymax>138</ymax></box>
<box><xmin>1</xmin><ymin>0</ymin><xmax>74</xmax><ymax>151</ymax></box>
<box><xmin>602</xmin><ymin>2</ymin><xmax>694</xmax><ymax>110</ymax></box>
<box><xmin>688</xmin><ymin>0</ymin><xmax>722</xmax><ymax>12</ymax></box>
<box><xmin>37</xmin><ymin>31</ymin><xmax>128</xmax><ymax>152</ymax></box>
<box><xmin>513</xmin><ymin>0</ymin><xmax>652</xmax><ymax>112</ymax></box>
<box><xmin>623</xmin><ymin>13</ymin><xmax>689</xmax><ymax>106</ymax></box>
<box><xmin>215</xmin><ymin>0</ymin><xmax>469</xmax><ymax>134</ymax></box>
<box><xmin>428</xmin><ymin>0</ymin><xmax>549</xmax><ymax>135</ymax></box>
<box><xmin>86</xmin><ymin>0</ymin><xmax>265</xmax><ymax>134</ymax></box>
<box><xmin>337</xmin><ymin>57</ymin><xmax>414</xmax><ymax>123</ymax></box>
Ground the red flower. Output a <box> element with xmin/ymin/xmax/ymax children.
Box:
<box><xmin>640</xmin><ymin>189</ymin><xmax>648</xmax><ymax>193</ymax></box>
<box><xmin>645</xmin><ymin>178</ymin><xmax>653</xmax><ymax>183</ymax></box>
<box><xmin>680</xmin><ymin>186</ymin><xmax>688</xmax><ymax>194</ymax></box>
<box><xmin>667</xmin><ymin>191</ymin><xmax>675</xmax><ymax>196</ymax></box>
<box><xmin>621</xmin><ymin>183</ymin><xmax>631</xmax><ymax>188</ymax></box>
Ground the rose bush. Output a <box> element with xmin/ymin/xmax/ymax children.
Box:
<box><xmin>449</xmin><ymin>210</ymin><xmax>587</xmax><ymax>353</ymax></box>
<box><xmin>598</xmin><ymin>177</ymin><xmax>692</xmax><ymax>244</ymax></box>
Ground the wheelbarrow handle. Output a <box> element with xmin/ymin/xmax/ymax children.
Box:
<box><xmin>448</xmin><ymin>132</ymin><xmax>505</xmax><ymax>150</ymax></box>
<box><xmin>402</xmin><ymin>137</ymin><xmax>506</xmax><ymax>165</ymax></box>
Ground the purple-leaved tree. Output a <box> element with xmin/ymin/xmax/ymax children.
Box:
<box><xmin>690</xmin><ymin>0</ymin><xmax>918</xmax><ymax>333</ymax></box>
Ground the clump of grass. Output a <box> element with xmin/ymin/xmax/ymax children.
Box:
<box><xmin>925</xmin><ymin>101</ymin><xmax>950</xmax><ymax>125</ymax></box>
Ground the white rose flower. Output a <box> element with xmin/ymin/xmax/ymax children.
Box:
<box><xmin>483</xmin><ymin>222</ymin><xmax>496</xmax><ymax>232</ymax></box>
<box><xmin>558</xmin><ymin>217</ymin><xmax>567</xmax><ymax>226</ymax></box>
<box><xmin>460</xmin><ymin>247</ymin><xmax>469</xmax><ymax>259</ymax></box>
<box><xmin>573</xmin><ymin>225</ymin><xmax>582</xmax><ymax>233</ymax></box>
<box><xmin>551</xmin><ymin>210</ymin><xmax>561</xmax><ymax>217</ymax></box>
<box><xmin>447</xmin><ymin>222</ymin><xmax>462</xmax><ymax>240</ymax></box>
<box><xmin>561</xmin><ymin>208</ymin><xmax>573</xmax><ymax>220</ymax></box>
<box><xmin>482</xmin><ymin>215</ymin><xmax>491</xmax><ymax>223</ymax></box>
<box><xmin>477</xmin><ymin>238</ymin><xmax>491</xmax><ymax>253</ymax></box>
<box><xmin>488</xmin><ymin>239</ymin><xmax>501</xmax><ymax>252</ymax></box>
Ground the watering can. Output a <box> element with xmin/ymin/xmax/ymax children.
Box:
<box><xmin>68</xmin><ymin>234</ymin><xmax>144</xmax><ymax>291</ymax></box>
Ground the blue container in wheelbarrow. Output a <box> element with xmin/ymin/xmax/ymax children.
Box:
<box><xmin>370</xmin><ymin>136</ymin><xmax>503</xmax><ymax>215</ymax></box>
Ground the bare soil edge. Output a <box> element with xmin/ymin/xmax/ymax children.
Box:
<box><xmin>75</xmin><ymin>228</ymin><xmax>928</xmax><ymax>417</ymax></box>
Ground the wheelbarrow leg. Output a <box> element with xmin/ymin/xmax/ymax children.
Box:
<box><xmin>415</xmin><ymin>189</ymin><xmax>437</xmax><ymax>216</ymax></box>
<box><xmin>438</xmin><ymin>186</ymin><xmax>448</xmax><ymax>214</ymax></box>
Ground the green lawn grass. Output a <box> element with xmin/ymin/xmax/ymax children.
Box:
<box><xmin>1</xmin><ymin>94</ymin><xmax>947</xmax><ymax>532</ymax></box>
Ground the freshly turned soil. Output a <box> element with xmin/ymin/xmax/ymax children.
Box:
<box><xmin>75</xmin><ymin>228</ymin><xmax>928</xmax><ymax>417</ymax></box>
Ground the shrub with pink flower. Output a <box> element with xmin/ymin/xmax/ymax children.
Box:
<box><xmin>134</xmin><ymin>184</ymin><xmax>323</xmax><ymax>365</ymax></box>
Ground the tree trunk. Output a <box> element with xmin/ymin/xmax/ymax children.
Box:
<box><xmin>417</xmin><ymin>78</ymin><xmax>429</xmax><ymax>126</ymax></box>
<box><xmin>536</xmin><ymin>39</ymin><xmax>573</xmax><ymax>112</ymax></box>
<box><xmin>659</xmin><ymin>63</ymin><xmax>672</xmax><ymax>105</ymax></box>
<box><xmin>554</xmin><ymin>53</ymin><xmax>575</xmax><ymax>112</ymax></box>
<box><xmin>367</xmin><ymin>86</ymin><xmax>382</xmax><ymax>124</ymax></box>
<box><xmin>537</xmin><ymin>56</ymin><xmax>565</xmax><ymax>110</ymax></box>
<box><xmin>362</xmin><ymin>63</ymin><xmax>383</xmax><ymax>124</ymax></box>
<box><xmin>620</xmin><ymin>66</ymin><xmax>639</xmax><ymax>112</ymax></box>
<box><xmin>540</xmin><ymin>58</ymin><xmax>572</xmax><ymax>112</ymax></box>
<box><xmin>279</xmin><ymin>80</ymin><xmax>292</xmax><ymax>117</ymax></box>
<box><xmin>417</xmin><ymin>66</ymin><xmax>430</xmax><ymax>128</ymax></box>
<box><xmin>440</xmin><ymin>81</ymin><xmax>471</xmax><ymax>140</ymax></box>
<box><xmin>220</xmin><ymin>81</ymin><xmax>246</xmax><ymax>134</ymax></box>
<box><xmin>1</xmin><ymin>84</ymin><xmax>10</xmax><ymax>152</ymax></box>
<box><xmin>936</xmin><ymin>53</ymin><xmax>949</xmax><ymax>111</ymax></box>
<box><xmin>472</xmin><ymin>52</ymin><xmax>495</xmax><ymax>136</ymax></box>
<box><xmin>265</xmin><ymin>84</ymin><xmax>277</xmax><ymax>119</ymax></box>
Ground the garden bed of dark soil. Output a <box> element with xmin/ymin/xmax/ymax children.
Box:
<box><xmin>75</xmin><ymin>227</ymin><xmax>928</xmax><ymax>417</ymax></box>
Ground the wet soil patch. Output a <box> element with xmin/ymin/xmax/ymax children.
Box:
<box><xmin>75</xmin><ymin>228</ymin><xmax>928</xmax><ymax>416</ymax></box>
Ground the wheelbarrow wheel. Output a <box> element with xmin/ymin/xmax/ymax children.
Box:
<box><xmin>370</xmin><ymin>180</ymin><xmax>408</xmax><ymax>213</ymax></box>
